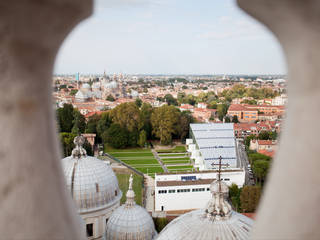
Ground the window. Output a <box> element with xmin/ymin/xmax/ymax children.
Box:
<box><xmin>86</xmin><ymin>224</ymin><xmax>93</xmax><ymax>237</ymax></box>
<box><xmin>158</xmin><ymin>190</ymin><xmax>167</xmax><ymax>194</ymax></box>
<box><xmin>115</xmin><ymin>190</ymin><xmax>117</xmax><ymax>196</ymax></box>
<box><xmin>207</xmin><ymin>188</ymin><xmax>210</xmax><ymax>191</ymax></box>
<box><xmin>168</xmin><ymin>189</ymin><xmax>175</xmax><ymax>193</ymax></box>
<box><xmin>95</xmin><ymin>183</ymin><xmax>99</xmax><ymax>193</ymax></box>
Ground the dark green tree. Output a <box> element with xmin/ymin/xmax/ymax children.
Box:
<box><xmin>103</xmin><ymin>124</ymin><xmax>128</xmax><ymax>149</ymax></box>
<box><xmin>57</xmin><ymin>104</ymin><xmax>74</xmax><ymax>132</ymax></box>
<box><xmin>135</xmin><ymin>98</ymin><xmax>142</xmax><ymax>108</ymax></box>
<box><xmin>232</xmin><ymin>115</ymin><xmax>239</xmax><ymax>123</ymax></box>
<box><xmin>240</xmin><ymin>186</ymin><xmax>261</xmax><ymax>213</ymax></box>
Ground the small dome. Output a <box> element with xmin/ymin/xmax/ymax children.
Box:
<box><xmin>82</xmin><ymin>83</ymin><xmax>91</xmax><ymax>89</ymax></box>
<box><xmin>92</xmin><ymin>82</ymin><xmax>101</xmax><ymax>89</ymax></box>
<box><xmin>105</xmin><ymin>175</ymin><xmax>157</xmax><ymax>240</ymax></box>
<box><xmin>61</xmin><ymin>136</ymin><xmax>122</xmax><ymax>213</ymax></box>
<box><xmin>104</xmin><ymin>81</ymin><xmax>118</xmax><ymax>89</ymax></box>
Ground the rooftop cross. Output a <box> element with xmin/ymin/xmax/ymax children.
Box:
<box><xmin>211</xmin><ymin>156</ymin><xmax>229</xmax><ymax>193</ymax></box>
<box><xmin>205</xmin><ymin>156</ymin><xmax>232</xmax><ymax>221</ymax></box>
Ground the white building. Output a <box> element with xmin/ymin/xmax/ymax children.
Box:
<box><xmin>154</xmin><ymin>170</ymin><xmax>245</xmax><ymax>212</ymax></box>
<box><xmin>187</xmin><ymin>123</ymin><xmax>240</xmax><ymax>171</ymax></box>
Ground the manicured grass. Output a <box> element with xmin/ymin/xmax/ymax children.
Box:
<box><xmin>158</xmin><ymin>153</ymin><xmax>187</xmax><ymax>157</ymax></box>
<box><xmin>163</xmin><ymin>161</ymin><xmax>190</xmax><ymax>165</ymax></box>
<box><xmin>167</xmin><ymin>165</ymin><xmax>194</xmax><ymax>172</ymax></box>
<box><xmin>105</xmin><ymin>145</ymin><xmax>151</xmax><ymax>153</ymax></box>
<box><xmin>110</xmin><ymin>152</ymin><xmax>154</xmax><ymax>158</ymax></box>
<box><xmin>135</xmin><ymin>167</ymin><xmax>164</xmax><ymax>174</ymax></box>
<box><xmin>157</xmin><ymin>146</ymin><xmax>186</xmax><ymax>153</ymax></box>
<box><xmin>161</xmin><ymin>157</ymin><xmax>190</xmax><ymax>161</ymax></box>
<box><xmin>107</xmin><ymin>147</ymin><xmax>163</xmax><ymax>178</ymax></box>
<box><xmin>116</xmin><ymin>173</ymin><xmax>143</xmax><ymax>206</ymax></box>
<box><xmin>121</xmin><ymin>159</ymin><xmax>159</xmax><ymax>165</ymax></box>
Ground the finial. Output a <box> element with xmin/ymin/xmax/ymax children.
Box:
<box><xmin>71</xmin><ymin>136</ymin><xmax>87</xmax><ymax>158</ymax></box>
<box><xmin>205</xmin><ymin>156</ymin><xmax>232</xmax><ymax>221</ymax></box>
<box><xmin>125</xmin><ymin>174</ymin><xmax>135</xmax><ymax>207</ymax></box>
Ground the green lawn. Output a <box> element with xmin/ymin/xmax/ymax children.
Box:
<box><xmin>105</xmin><ymin>146</ymin><xmax>151</xmax><ymax>153</ymax></box>
<box><xmin>116</xmin><ymin>173</ymin><xmax>143</xmax><ymax>206</ymax></box>
<box><xmin>107</xmin><ymin>147</ymin><xmax>163</xmax><ymax>178</ymax></box>
<box><xmin>121</xmin><ymin>159</ymin><xmax>159</xmax><ymax>165</ymax></box>
<box><xmin>167</xmin><ymin>165</ymin><xmax>194</xmax><ymax>172</ymax></box>
<box><xmin>110</xmin><ymin>152</ymin><xmax>154</xmax><ymax>158</ymax></box>
<box><xmin>157</xmin><ymin>146</ymin><xmax>187</xmax><ymax>153</ymax></box>
<box><xmin>161</xmin><ymin>157</ymin><xmax>190</xmax><ymax>161</ymax></box>
<box><xmin>158</xmin><ymin>153</ymin><xmax>187</xmax><ymax>157</ymax></box>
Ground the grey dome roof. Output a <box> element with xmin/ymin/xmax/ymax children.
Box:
<box><xmin>106</xmin><ymin>175</ymin><xmax>157</xmax><ymax>240</ymax></box>
<box><xmin>157</xmin><ymin>166</ymin><xmax>253</xmax><ymax>240</ymax></box>
<box><xmin>61</xmin><ymin>136</ymin><xmax>122</xmax><ymax>214</ymax></box>
<box><xmin>82</xmin><ymin>83</ymin><xmax>91</xmax><ymax>89</ymax></box>
<box><xmin>106</xmin><ymin>205</ymin><xmax>157</xmax><ymax>240</ymax></box>
<box><xmin>156</xmin><ymin>209</ymin><xmax>253</xmax><ymax>240</ymax></box>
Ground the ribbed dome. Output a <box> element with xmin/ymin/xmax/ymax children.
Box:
<box><xmin>105</xmin><ymin>175</ymin><xmax>157</xmax><ymax>240</ymax></box>
<box><xmin>156</xmin><ymin>209</ymin><xmax>253</xmax><ymax>240</ymax></box>
<box><xmin>82</xmin><ymin>83</ymin><xmax>91</xmax><ymax>89</ymax></box>
<box><xmin>157</xmin><ymin>164</ymin><xmax>253</xmax><ymax>240</ymax></box>
<box><xmin>61</xmin><ymin>136</ymin><xmax>122</xmax><ymax>214</ymax></box>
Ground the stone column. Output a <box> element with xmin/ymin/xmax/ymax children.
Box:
<box><xmin>237</xmin><ymin>0</ymin><xmax>320</xmax><ymax>239</ymax></box>
<box><xmin>0</xmin><ymin>0</ymin><xmax>92</xmax><ymax>239</ymax></box>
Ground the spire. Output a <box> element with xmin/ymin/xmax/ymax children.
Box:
<box><xmin>125</xmin><ymin>174</ymin><xmax>135</xmax><ymax>207</ymax></box>
<box><xmin>71</xmin><ymin>136</ymin><xmax>87</xmax><ymax>158</ymax></box>
<box><xmin>205</xmin><ymin>156</ymin><xmax>232</xmax><ymax>221</ymax></box>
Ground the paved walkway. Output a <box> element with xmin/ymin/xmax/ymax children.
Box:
<box><xmin>144</xmin><ymin>175</ymin><xmax>155</xmax><ymax>212</ymax></box>
<box><xmin>151</xmin><ymin>149</ymin><xmax>168</xmax><ymax>173</ymax></box>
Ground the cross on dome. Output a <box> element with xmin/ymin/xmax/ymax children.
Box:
<box><xmin>205</xmin><ymin>156</ymin><xmax>232</xmax><ymax>221</ymax></box>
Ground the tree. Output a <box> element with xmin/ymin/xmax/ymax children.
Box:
<box><xmin>253</xmin><ymin>160</ymin><xmax>270</xmax><ymax>184</ymax></box>
<box><xmin>258</xmin><ymin>131</ymin><xmax>271</xmax><ymax>140</ymax></box>
<box><xmin>232</xmin><ymin>115</ymin><xmax>239</xmax><ymax>123</ymax></box>
<box><xmin>229</xmin><ymin>184</ymin><xmax>241</xmax><ymax>212</ymax></box>
<box><xmin>225</xmin><ymin>116</ymin><xmax>231</xmax><ymax>123</ymax></box>
<box><xmin>111</xmin><ymin>102</ymin><xmax>142</xmax><ymax>133</ymax></box>
<box><xmin>140</xmin><ymin>103</ymin><xmax>153</xmax><ymax>139</ymax></box>
<box><xmin>97</xmin><ymin>112</ymin><xmax>112</xmax><ymax>138</ymax></box>
<box><xmin>217</xmin><ymin>103</ymin><xmax>229</xmax><ymax>121</ymax></box>
<box><xmin>71</xmin><ymin>110</ymin><xmax>86</xmax><ymax>134</ymax></box>
<box><xmin>57</xmin><ymin>104</ymin><xmax>74</xmax><ymax>132</ymax></box>
<box><xmin>135</xmin><ymin>98</ymin><xmax>142</xmax><ymax>108</ymax></box>
<box><xmin>151</xmin><ymin>105</ymin><xmax>179</xmax><ymax>145</ymax></box>
<box><xmin>175</xmin><ymin>111</ymin><xmax>193</xmax><ymax>142</ymax></box>
<box><xmin>164</xmin><ymin>94</ymin><xmax>178</xmax><ymax>106</ymax></box>
<box><xmin>70</xmin><ymin>89</ymin><xmax>78</xmax><ymax>96</ymax></box>
<box><xmin>240</xmin><ymin>186</ymin><xmax>261</xmax><ymax>213</ymax></box>
<box><xmin>138</xmin><ymin>130</ymin><xmax>147</xmax><ymax>147</ymax></box>
<box><xmin>106</xmin><ymin>94</ymin><xmax>115</xmax><ymax>102</ymax></box>
<box><xmin>103</xmin><ymin>123</ymin><xmax>128</xmax><ymax>149</ymax></box>
<box><xmin>245</xmin><ymin>135</ymin><xmax>256</xmax><ymax>148</ymax></box>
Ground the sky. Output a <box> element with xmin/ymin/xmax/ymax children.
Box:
<box><xmin>54</xmin><ymin>0</ymin><xmax>287</xmax><ymax>75</ymax></box>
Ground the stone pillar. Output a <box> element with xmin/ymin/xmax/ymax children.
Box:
<box><xmin>0</xmin><ymin>0</ymin><xmax>92</xmax><ymax>239</ymax></box>
<box><xmin>237</xmin><ymin>0</ymin><xmax>320</xmax><ymax>239</ymax></box>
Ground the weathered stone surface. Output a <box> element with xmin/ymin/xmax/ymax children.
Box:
<box><xmin>0</xmin><ymin>0</ymin><xmax>92</xmax><ymax>239</ymax></box>
<box><xmin>238</xmin><ymin>0</ymin><xmax>320</xmax><ymax>239</ymax></box>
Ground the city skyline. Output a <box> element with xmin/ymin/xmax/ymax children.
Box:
<box><xmin>54</xmin><ymin>0</ymin><xmax>286</xmax><ymax>75</ymax></box>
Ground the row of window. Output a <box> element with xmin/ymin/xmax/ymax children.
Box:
<box><xmin>158</xmin><ymin>188</ymin><xmax>211</xmax><ymax>194</ymax></box>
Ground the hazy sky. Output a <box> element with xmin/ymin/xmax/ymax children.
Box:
<box><xmin>54</xmin><ymin>0</ymin><xmax>287</xmax><ymax>75</ymax></box>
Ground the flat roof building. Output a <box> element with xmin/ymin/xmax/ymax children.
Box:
<box><xmin>187</xmin><ymin>123</ymin><xmax>240</xmax><ymax>170</ymax></box>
